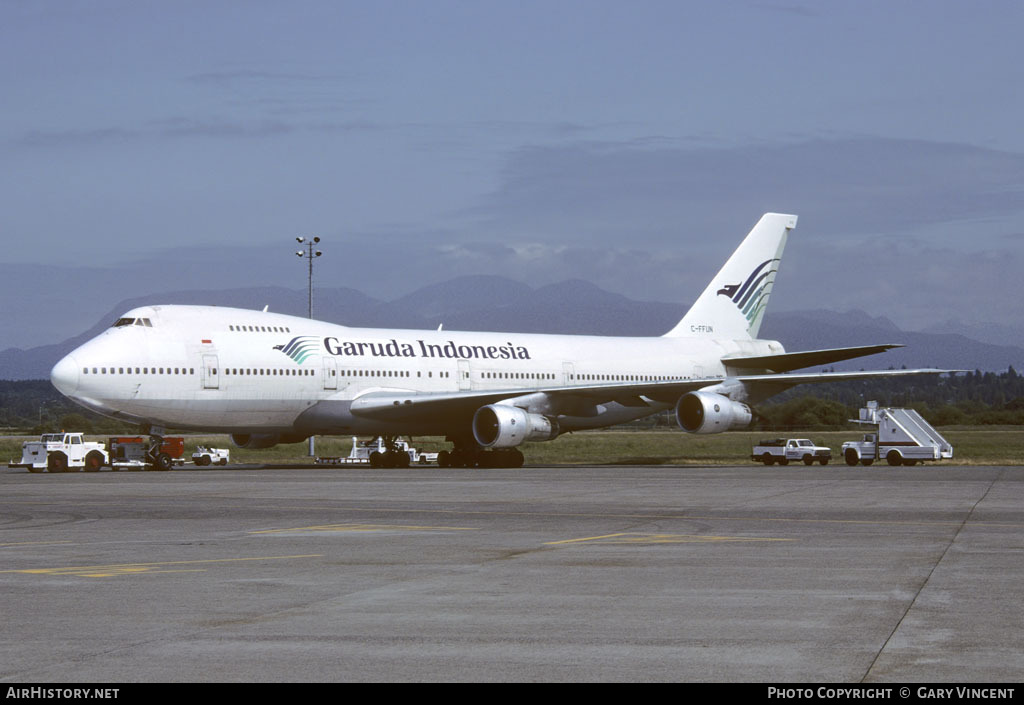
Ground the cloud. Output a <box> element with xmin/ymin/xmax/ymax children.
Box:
<box><xmin>422</xmin><ymin>136</ymin><xmax>1024</xmax><ymax>330</ymax></box>
<box><xmin>14</xmin><ymin>115</ymin><xmax>393</xmax><ymax>150</ymax></box>
<box><xmin>467</xmin><ymin>137</ymin><xmax>1024</xmax><ymax>248</ymax></box>
<box><xmin>777</xmin><ymin>238</ymin><xmax>1024</xmax><ymax>331</ymax></box>
<box><xmin>186</xmin><ymin>70</ymin><xmax>353</xmax><ymax>86</ymax></box>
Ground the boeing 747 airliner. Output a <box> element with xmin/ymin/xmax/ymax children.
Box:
<box><xmin>50</xmin><ymin>214</ymin><xmax>945</xmax><ymax>468</ymax></box>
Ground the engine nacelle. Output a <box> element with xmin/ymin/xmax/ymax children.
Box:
<box><xmin>230</xmin><ymin>433</ymin><xmax>308</xmax><ymax>449</ymax></box>
<box><xmin>472</xmin><ymin>404</ymin><xmax>560</xmax><ymax>448</ymax></box>
<box><xmin>675</xmin><ymin>391</ymin><xmax>753</xmax><ymax>434</ymax></box>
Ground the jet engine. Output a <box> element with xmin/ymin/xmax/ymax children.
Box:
<box><xmin>675</xmin><ymin>391</ymin><xmax>753</xmax><ymax>434</ymax></box>
<box><xmin>230</xmin><ymin>433</ymin><xmax>308</xmax><ymax>449</ymax></box>
<box><xmin>472</xmin><ymin>404</ymin><xmax>560</xmax><ymax>448</ymax></box>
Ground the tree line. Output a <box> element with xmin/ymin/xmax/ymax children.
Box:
<box><xmin>759</xmin><ymin>367</ymin><xmax>1024</xmax><ymax>428</ymax></box>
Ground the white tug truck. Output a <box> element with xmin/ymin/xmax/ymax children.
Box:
<box><xmin>11</xmin><ymin>432</ymin><xmax>109</xmax><ymax>472</ymax></box>
<box><xmin>841</xmin><ymin>401</ymin><xmax>954</xmax><ymax>466</ymax></box>
<box><xmin>192</xmin><ymin>446</ymin><xmax>230</xmax><ymax>466</ymax></box>
<box><xmin>751</xmin><ymin>438</ymin><xmax>832</xmax><ymax>465</ymax></box>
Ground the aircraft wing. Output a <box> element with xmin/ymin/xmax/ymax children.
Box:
<box><xmin>348</xmin><ymin>367</ymin><xmax>953</xmax><ymax>421</ymax></box>
<box><xmin>349</xmin><ymin>378</ymin><xmax>715</xmax><ymax>421</ymax></box>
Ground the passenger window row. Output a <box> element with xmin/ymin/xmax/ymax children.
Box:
<box><xmin>83</xmin><ymin>367</ymin><xmax>194</xmax><ymax>375</ymax></box>
<box><xmin>570</xmin><ymin>374</ymin><xmax>681</xmax><ymax>382</ymax></box>
<box><xmin>229</xmin><ymin>325</ymin><xmax>291</xmax><ymax>333</ymax></box>
<box><xmin>483</xmin><ymin>372</ymin><xmax>556</xmax><ymax>380</ymax></box>
<box><xmin>224</xmin><ymin>368</ymin><xmax>313</xmax><ymax>376</ymax></box>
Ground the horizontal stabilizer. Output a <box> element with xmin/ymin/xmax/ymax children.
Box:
<box><xmin>735</xmin><ymin>367</ymin><xmax>959</xmax><ymax>405</ymax></box>
<box><xmin>722</xmin><ymin>344</ymin><xmax>903</xmax><ymax>373</ymax></box>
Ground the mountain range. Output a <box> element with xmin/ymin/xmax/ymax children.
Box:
<box><xmin>1</xmin><ymin>276</ymin><xmax>1021</xmax><ymax>380</ymax></box>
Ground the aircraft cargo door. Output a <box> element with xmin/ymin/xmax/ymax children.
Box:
<box><xmin>202</xmin><ymin>354</ymin><xmax>220</xmax><ymax>390</ymax></box>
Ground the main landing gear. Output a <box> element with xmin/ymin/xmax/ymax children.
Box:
<box><xmin>368</xmin><ymin>436</ymin><xmax>412</xmax><ymax>469</ymax></box>
<box><xmin>436</xmin><ymin>439</ymin><xmax>524</xmax><ymax>469</ymax></box>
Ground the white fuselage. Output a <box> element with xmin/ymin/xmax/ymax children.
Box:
<box><xmin>50</xmin><ymin>304</ymin><xmax>782</xmax><ymax>437</ymax></box>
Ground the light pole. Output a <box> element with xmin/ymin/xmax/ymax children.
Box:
<box><xmin>39</xmin><ymin>400</ymin><xmax>55</xmax><ymax>428</ymax></box>
<box><xmin>296</xmin><ymin>237</ymin><xmax>322</xmax><ymax>457</ymax></box>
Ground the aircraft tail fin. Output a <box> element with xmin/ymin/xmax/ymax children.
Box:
<box><xmin>664</xmin><ymin>213</ymin><xmax>797</xmax><ymax>340</ymax></box>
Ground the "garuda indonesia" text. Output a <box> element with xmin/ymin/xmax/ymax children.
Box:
<box><xmin>323</xmin><ymin>337</ymin><xmax>531</xmax><ymax>360</ymax></box>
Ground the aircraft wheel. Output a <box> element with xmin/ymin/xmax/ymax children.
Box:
<box><xmin>153</xmin><ymin>453</ymin><xmax>173</xmax><ymax>471</ymax></box>
<box><xmin>459</xmin><ymin>451</ymin><xmax>477</xmax><ymax>468</ymax></box>
<box><xmin>47</xmin><ymin>453</ymin><xmax>68</xmax><ymax>473</ymax></box>
<box><xmin>84</xmin><ymin>451</ymin><xmax>105</xmax><ymax>472</ymax></box>
<box><xmin>437</xmin><ymin>450</ymin><xmax>451</xmax><ymax>468</ymax></box>
<box><xmin>369</xmin><ymin>451</ymin><xmax>383</xmax><ymax>468</ymax></box>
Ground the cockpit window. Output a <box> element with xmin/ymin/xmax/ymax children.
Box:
<box><xmin>111</xmin><ymin>317</ymin><xmax>153</xmax><ymax>328</ymax></box>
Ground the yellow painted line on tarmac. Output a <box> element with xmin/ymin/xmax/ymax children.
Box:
<box><xmin>546</xmin><ymin>533</ymin><xmax>795</xmax><ymax>546</ymax></box>
<box><xmin>250</xmin><ymin>523</ymin><xmax>476</xmax><ymax>534</ymax></box>
<box><xmin>0</xmin><ymin>554</ymin><xmax>321</xmax><ymax>579</ymax></box>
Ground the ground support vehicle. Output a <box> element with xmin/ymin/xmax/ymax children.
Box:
<box><xmin>192</xmin><ymin>446</ymin><xmax>230</xmax><ymax>466</ymax></box>
<box><xmin>108</xmin><ymin>436</ymin><xmax>186</xmax><ymax>470</ymax></box>
<box><xmin>841</xmin><ymin>401</ymin><xmax>953</xmax><ymax>466</ymax></box>
<box><xmin>316</xmin><ymin>437</ymin><xmax>439</xmax><ymax>468</ymax></box>
<box><xmin>751</xmin><ymin>438</ymin><xmax>832</xmax><ymax>465</ymax></box>
<box><xmin>11</xmin><ymin>433</ymin><xmax>109</xmax><ymax>472</ymax></box>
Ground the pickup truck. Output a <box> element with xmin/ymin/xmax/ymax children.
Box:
<box><xmin>751</xmin><ymin>438</ymin><xmax>832</xmax><ymax>466</ymax></box>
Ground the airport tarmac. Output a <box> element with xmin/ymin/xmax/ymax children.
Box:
<box><xmin>2</xmin><ymin>463</ymin><xmax>1023</xmax><ymax>683</ymax></box>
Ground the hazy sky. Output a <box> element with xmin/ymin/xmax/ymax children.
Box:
<box><xmin>3</xmin><ymin>0</ymin><xmax>1024</xmax><ymax>345</ymax></box>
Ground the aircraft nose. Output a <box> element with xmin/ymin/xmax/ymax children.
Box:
<box><xmin>51</xmin><ymin>354</ymin><xmax>80</xmax><ymax>397</ymax></box>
